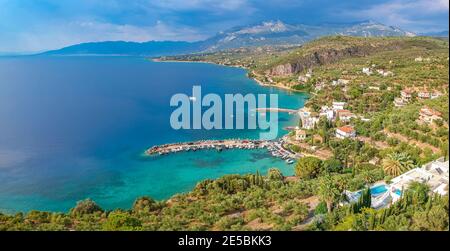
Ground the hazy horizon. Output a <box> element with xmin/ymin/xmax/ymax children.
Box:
<box><xmin>0</xmin><ymin>0</ymin><xmax>448</xmax><ymax>53</ymax></box>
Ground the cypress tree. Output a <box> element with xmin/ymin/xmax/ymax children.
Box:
<box><xmin>353</xmin><ymin>202</ymin><xmax>358</xmax><ymax>214</ymax></box>
<box><xmin>347</xmin><ymin>204</ymin><xmax>353</xmax><ymax>215</ymax></box>
<box><xmin>255</xmin><ymin>171</ymin><xmax>261</xmax><ymax>186</ymax></box>
<box><xmin>249</xmin><ymin>174</ymin><xmax>255</xmax><ymax>186</ymax></box>
<box><xmin>426</xmin><ymin>197</ymin><xmax>432</xmax><ymax>211</ymax></box>
<box><xmin>368</xmin><ymin>214</ymin><xmax>376</xmax><ymax>230</ymax></box>
<box><xmin>379</xmin><ymin>209</ymin><xmax>386</xmax><ymax>224</ymax></box>
<box><xmin>367</xmin><ymin>188</ymin><xmax>372</xmax><ymax>208</ymax></box>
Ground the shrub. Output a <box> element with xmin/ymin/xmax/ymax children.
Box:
<box><xmin>267</xmin><ymin>168</ymin><xmax>284</xmax><ymax>181</ymax></box>
<box><xmin>322</xmin><ymin>158</ymin><xmax>343</xmax><ymax>173</ymax></box>
<box><xmin>132</xmin><ymin>196</ymin><xmax>161</xmax><ymax>213</ymax></box>
<box><xmin>103</xmin><ymin>211</ymin><xmax>142</xmax><ymax>231</ymax></box>
<box><xmin>314</xmin><ymin>201</ymin><xmax>328</xmax><ymax>215</ymax></box>
<box><xmin>295</xmin><ymin>157</ymin><xmax>323</xmax><ymax>179</ymax></box>
<box><xmin>70</xmin><ymin>199</ymin><xmax>103</xmax><ymax>216</ymax></box>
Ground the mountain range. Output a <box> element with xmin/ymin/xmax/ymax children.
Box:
<box><xmin>419</xmin><ymin>30</ymin><xmax>449</xmax><ymax>37</ymax></box>
<box><xmin>41</xmin><ymin>20</ymin><xmax>418</xmax><ymax>56</ymax></box>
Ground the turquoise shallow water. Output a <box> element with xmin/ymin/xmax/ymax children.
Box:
<box><xmin>0</xmin><ymin>56</ymin><xmax>307</xmax><ymax>213</ymax></box>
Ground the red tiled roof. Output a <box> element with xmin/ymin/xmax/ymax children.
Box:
<box><xmin>337</xmin><ymin>110</ymin><xmax>355</xmax><ymax>116</ymax></box>
<box><xmin>297</xmin><ymin>130</ymin><xmax>307</xmax><ymax>135</ymax></box>
<box><xmin>420</xmin><ymin>107</ymin><xmax>442</xmax><ymax>117</ymax></box>
<box><xmin>401</xmin><ymin>89</ymin><xmax>413</xmax><ymax>94</ymax></box>
<box><xmin>337</xmin><ymin>125</ymin><xmax>355</xmax><ymax>133</ymax></box>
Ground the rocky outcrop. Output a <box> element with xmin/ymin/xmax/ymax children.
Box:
<box><xmin>265</xmin><ymin>43</ymin><xmax>403</xmax><ymax>76</ymax></box>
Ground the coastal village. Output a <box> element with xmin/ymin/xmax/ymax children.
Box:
<box><xmin>2</xmin><ymin>36</ymin><xmax>448</xmax><ymax>231</ymax></box>
<box><xmin>148</xmin><ymin>36</ymin><xmax>449</xmax><ymax>230</ymax></box>
<box><xmin>272</xmin><ymin>38</ymin><xmax>449</xmax><ymax>215</ymax></box>
<box><xmin>146</xmin><ymin>37</ymin><xmax>449</xmax><ymax>220</ymax></box>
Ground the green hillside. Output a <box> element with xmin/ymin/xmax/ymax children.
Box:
<box><xmin>256</xmin><ymin>36</ymin><xmax>448</xmax><ymax>74</ymax></box>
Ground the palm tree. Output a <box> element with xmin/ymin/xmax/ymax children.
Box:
<box><xmin>382</xmin><ymin>152</ymin><xmax>415</xmax><ymax>177</ymax></box>
<box><xmin>318</xmin><ymin>175</ymin><xmax>343</xmax><ymax>213</ymax></box>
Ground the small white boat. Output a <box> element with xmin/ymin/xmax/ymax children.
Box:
<box><xmin>286</xmin><ymin>159</ymin><xmax>294</xmax><ymax>164</ymax></box>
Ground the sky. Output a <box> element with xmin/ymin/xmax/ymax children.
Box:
<box><xmin>0</xmin><ymin>0</ymin><xmax>448</xmax><ymax>53</ymax></box>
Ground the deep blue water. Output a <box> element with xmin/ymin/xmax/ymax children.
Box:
<box><xmin>0</xmin><ymin>56</ymin><xmax>307</xmax><ymax>213</ymax></box>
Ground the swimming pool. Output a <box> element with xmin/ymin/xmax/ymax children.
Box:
<box><xmin>356</xmin><ymin>184</ymin><xmax>388</xmax><ymax>197</ymax></box>
<box><xmin>370</xmin><ymin>185</ymin><xmax>388</xmax><ymax>195</ymax></box>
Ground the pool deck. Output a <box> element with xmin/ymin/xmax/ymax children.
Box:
<box><xmin>343</xmin><ymin>158</ymin><xmax>449</xmax><ymax>209</ymax></box>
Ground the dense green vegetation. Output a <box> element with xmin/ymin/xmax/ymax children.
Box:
<box><xmin>0</xmin><ymin>167</ymin><xmax>446</xmax><ymax>231</ymax></box>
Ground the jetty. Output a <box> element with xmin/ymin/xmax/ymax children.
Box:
<box><xmin>253</xmin><ymin>108</ymin><xmax>298</xmax><ymax>114</ymax></box>
<box><xmin>145</xmin><ymin>139</ymin><xmax>300</xmax><ymax>164</ymax></box>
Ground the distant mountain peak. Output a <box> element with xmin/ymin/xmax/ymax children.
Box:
<box><xmin>228</xmin><ymin>20</ymin><xmax>289</xmax><ymax>35</ymax></box>
<box><xmin>356</xmin><ymin>19</ymin><xmax>379</xmax><ymax>25</ymax></box>
<box><xmin>343</xmin><ymin>21</ymin><xmax>416</xmax><ymax>37</ymax></box>
<box><xmin>42</xmin><ymin>20</ymin><xmax>418</xmax><ymax>56</ymax></box>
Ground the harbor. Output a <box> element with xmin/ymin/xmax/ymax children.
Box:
<box><xmin>145</xmin><ymin>138</ymin><xmax>300</xmax><ymax>164</ymax></box>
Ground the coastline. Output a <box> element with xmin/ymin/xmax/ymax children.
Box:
<box><xmin>151</xmin><ymin>57</ymin><xmax>308</xmax><ymax>94</ymax></box>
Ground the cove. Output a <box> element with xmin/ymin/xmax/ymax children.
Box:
<box><xmin>0</xmin><ymin>56</ymin><xmax>308</xmax><ymax>213</ymax></box>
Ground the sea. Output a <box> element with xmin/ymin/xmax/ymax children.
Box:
<box><xmin>0</xmin><ymin>56</ymin><xmax>308</xmax><ymax>213</ymax></box>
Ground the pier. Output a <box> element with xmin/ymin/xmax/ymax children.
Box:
<box><xmin>145</xmin><ymin>139</ymin><xmax>300</xmax><ymax>164</ymax></box>
<box><xmin>253</xmin><ymin>108</ymin><xmax>298</xmax><ymax>114</ymax></box>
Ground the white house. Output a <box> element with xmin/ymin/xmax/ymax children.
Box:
<box><xmin>431</xmin><ymin>91</ymin><xmax>443</xmax><ymax>99</ymax></box>
<box><xmin>332</xmin><ymin>101</ymin><xmax>346</xmax><ymax>111</ymax></box>
<box><xmin>390</xmin><ymin>157</ymin><xmax>449</xmax><ymax>197</ymax></box>
<box><xmin>376</xmin><ymin>69</ymin><xmax>394</xmax><ymax>77</ymax></box>
<box><xmin>419</xmin><ymin>106</ymin><xmax>442</xmax><ymax>124</ymax></box>
<box><xmin>335</xmin><ymin>125</ymin><xmax>356</xmax><ymax>139</ymax></box>
<box><xmin>320</xmin><ymin>106</ymin><xmax>335</xmax><ymax>120</ymax></box>
<box><xmin>418</xmin><ymin>91</ymin><xmax>431</xmax><ymax>99</ymax></box>
<box><xmin>400</xmin><ymin>89</ymin><xmax>413</xmax><ymax>102</ymax></box>
<box><xmin>305</xmin><ymin>69</ymin><xmax>313</xmax><ymax>78</ymax></box>
<box><xmin>298</xmin><ymin>108</ymin><xmax>319</xmax><ymax>130</ymax></box>
<box><xmin>393</xmin><ymin>97</ymin><xmax>406</xmax><ymax>107</ymax></box>
<box><xmin>298</xmin><ymin>75</ymin><xmax>309</xmax><ymax>83</ymax></box>
<box><xmin>362</xmin><ymin>67</ymin><xmax>372</xmax><ymax>76</ymax></box>
<box><xmin>295</xmin><ymin>129</ymin><xmax>307</xmax><ymax>141</ymax></box>
<box><xmin>315</xmin><ymin>82</ymin><xmax>325</xmax><ymax>91</ymax></box>
<box><xmin>336</xmin><ymin>109</ymin><xmax>356</xmax><ymax>122</ymax></box>
<box><xmin>338</xmin><ymin>79</ymin><xmax>350</xmax><ymax>85</ymax></box>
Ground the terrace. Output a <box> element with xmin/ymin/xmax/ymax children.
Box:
<box><xmin>345</xmin><ymin>157</ymin><xmax>449</xmax><ymax>209</ymax></box>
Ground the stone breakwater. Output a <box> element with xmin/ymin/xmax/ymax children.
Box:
<box><xmin>145</xmin><ymin>138</ymin><xmax>300</xmax><ymax>164</ymax></box>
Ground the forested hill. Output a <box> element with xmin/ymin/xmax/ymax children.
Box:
<box><xmin>256</xmin><ymin>36</ymin><xmax>449</xmax><ymax>76</ymax></box>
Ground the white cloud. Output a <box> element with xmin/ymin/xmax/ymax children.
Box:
<box><xmin>149</xmin><ymin>0</ymin><xmax>251</xmax><ymax>11</ymax></box>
